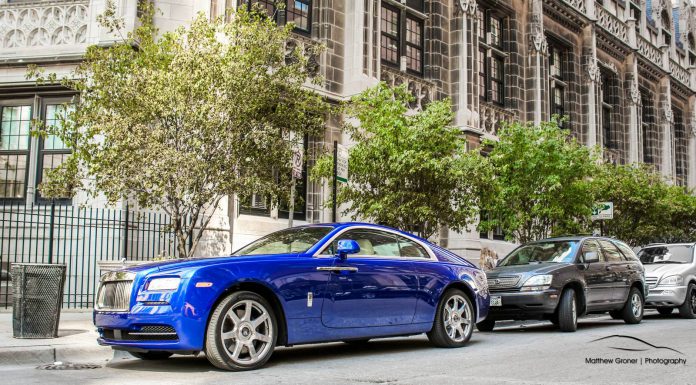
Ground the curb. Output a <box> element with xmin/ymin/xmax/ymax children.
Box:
<box><xmin>0</xmin><ymin>344</ymin><xmax>112</xmax><ymax>367</ymax></box>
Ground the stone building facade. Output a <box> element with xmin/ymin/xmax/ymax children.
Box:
<box><xmin>1</xmin><ymin>0</ymin><xmax>696</xmax><ymax>262</ymax></box>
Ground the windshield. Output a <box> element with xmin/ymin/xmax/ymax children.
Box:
<box><xmin>638</xmin><ymin>245</ymin><xmax>694</xmax><ymax>264</ymax></box>
<box><xmin>499</xmin><ymin>241</ymin><xmax>579</xmax><ymax>266</ymax></box>
<box><xmin>235</xmin><ymin>227</ymin><xmax>333</xmax><ymax>256</ymax></box>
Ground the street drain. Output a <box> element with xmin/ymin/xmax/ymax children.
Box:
<box><xmin>37</xmin><ymin>362</ymin><xmax>102</xmax><ymax>370</ymax></box>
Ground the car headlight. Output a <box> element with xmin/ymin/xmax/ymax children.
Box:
<box><xmin>520</xmin><ymin>274</ymin><xmax>553</xmax><ymax>292</ymax></box>
<box><xmin>146</xmin><ymin>277</ymin><xmax>181</xmax><ymax>291</ymax></box>
<box><xmin>472</xmin><ymin>270</ymin><xmax>488</xmax><ymax>293</ymax></box>
<box><xmin>659</xmin><ymin>275</ymin><xmax>684</xmax><ymax>286</ymax></box>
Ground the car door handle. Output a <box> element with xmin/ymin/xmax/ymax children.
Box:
<box><xmin>316</xmin><ymin>266</ymin><xmax>359</xmax><ymax>273</ymax></box>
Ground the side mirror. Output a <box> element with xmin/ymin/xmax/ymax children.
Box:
<box><xmin>336</xmin><ymin>239</ymin><xmax>360</xmax><ymax>260</ymax></box>
<box><xmin>583</xmin><ymin>251</ymin><xmax>599</xmax><ymax>263</ymax></box>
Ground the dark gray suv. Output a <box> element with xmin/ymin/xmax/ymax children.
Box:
<box><xmin>479</xmin><ymin>236</ymin><xmax>646</xmax><ymax>332</ymax></box>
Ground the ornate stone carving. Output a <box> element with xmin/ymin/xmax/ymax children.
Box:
<box><xmin>0</xmin><ymin>0</ymin><xmax>89</xmax><ymax>49</ymax></box>
<box><xmin>596</xmin><ymin>4</ymin><xmax>628</xmax><ymax>42</ymax></box>
<box><xmin>564</xmin><ymin>0</ymin><xmax>587</xmax><ymax>14</ymax></box>
<box><xmin>285</xmin><ymin>37</ymin><xmax>320</xmax><ymax>77</ymax></box>
<box><xmin>628</xmin><ymin>82</ymin><xmax>641</xmax><ymax>105</ymax></box>
<box><xmin>480</xmin><ymin>102</ymin><xmax>514</xmax><ymax>136</ymax></box>
<box><xmin>585</xmin><ymin>59</ymin><xmax>602</xmax><ymax>83</ymax></box>
<box><xmin>457</xmin><ymin>0</ymin><xmax>478</xmax><ymax>16</ymax></box>
<box><xmin>669</xmin><ymin>59</ymin><xmax>691</xmax><ymax>87</ymax></box>
<box><xmin>529</xmin><ymin>30</ymin><xmax>548</xmax><ymax>54</ymax></box>
<box><xmin>663</xmin><ymin>103</ymin><xmax>674</xmax><ymax>124</ymax></box>
<box><xmin>637</xmin><ymin>35</ymin><xmax>663</xmax><ymax>67</ymax></box>
<box><xmin>380</xmin><ymin>66</ymin><xmax>435</xmax><ymax>111</ymax></box>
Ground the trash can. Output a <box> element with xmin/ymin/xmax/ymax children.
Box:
<box><xmin>11</xmin><ymin>263</ymin><xmax>66</xmax><ymax>339</ymax></box>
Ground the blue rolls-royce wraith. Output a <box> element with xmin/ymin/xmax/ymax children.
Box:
<box><xmin>94</xmin><ymin>223</ymin><xmax>489</xmax><ymax>370</ymax></box>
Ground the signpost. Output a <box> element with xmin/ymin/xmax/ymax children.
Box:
<box><xmin>288</xmin><ymin>146</ymin><xmax>304</xmax><ymax>228</ymax></box>
<box><xmin>591</xmin><ymin>201</ymin><xmax>613</xmax><ymax>236</ymax></box>
<box><xmin>332</xmin><ymin>141</ymin><xmax>349</xmax><ymax>222</ymax></box>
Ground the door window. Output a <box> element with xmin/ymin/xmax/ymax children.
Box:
<box><xmin>614</xmin><ymin>241</ymin><xmax>639</xmax><ymax>261</ymax></box>
<box><xmin>580</xmin><ymin>240</ymin><xmax>605</xmax><ymax>263</ymax></box>
<box><xmin>323</xmin><ymin>230</ymin><xmax>401</xmax><ymax>257</ymax></box>
<box><xmin>395</xmin><ymin>235</ymin><xmax>429</xmax><ymax>258</ymax></box>
<box><xmin>598</xmin><ymin>240</ymin><xmax>624</xmax><ymax>262</ymax></box>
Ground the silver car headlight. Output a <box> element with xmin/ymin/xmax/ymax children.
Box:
<box><xmin>658</xmin><ymin>275</ymin><xmax>684</xmax><ymax>286</ymax></box>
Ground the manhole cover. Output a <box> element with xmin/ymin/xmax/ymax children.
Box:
<box><xmin>37</xmin><ymin>362</ymin><xmax>102</xmax><ymax>370</ymax></box>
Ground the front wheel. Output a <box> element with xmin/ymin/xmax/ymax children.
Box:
<box><xmin>129</xmin><ymin>351</ymin><xmax>173</xmax><ymax>360</ymax></box>
<box><xmin>557</xmin><ymin>289</ymin><xmax>578</xmax><ymax>332</ymax></box>
<box><xmin>677</xmin><ymin>283</ymin><xmax>696</xmax><ymax>319</ymax></box>
<box><xmin>205</xmin><ymin>291</ymin><xmax>277</xmax><ymax>371</ymax></box>
<box><xmin>621</xmin><ymin>287</ymin><xmax>644</xmax><ymax>324</ymax></box>
<box><xmin>427</xmin><ymin>289</ymin><xmax>474</xmax><ymax>347</ymax></box>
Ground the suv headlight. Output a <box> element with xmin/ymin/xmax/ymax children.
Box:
<box><xmin>147</xmin><ymin>277</ymin><xmax>181</xmax><ymax>291</ymax></box>
<box><xmin>659</xmin><ymin>275</ymin><xmax>684</xmax><ymax>286</ymax></box>
<box><xmin>521</xmin><ymin>274</ymin><xmax>553</xmax><ymax>292</ymax></box>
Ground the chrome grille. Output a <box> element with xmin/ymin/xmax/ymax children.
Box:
<box><xmin>487</xmin><ymin>276</ymin><xmax>520</xmax><ymax>290</ymax></box>
<box><xmin>645</xmin><ymin>276</ymin><xmax>658</xmax><ymax>288</ymax></box>
<box><xmin>96</xmin><ymin>280</ymin><xmax>133</xmax><ymax>311</ymax></box>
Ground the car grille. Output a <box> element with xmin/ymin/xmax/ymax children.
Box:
<box><xmin>487</xmin><ymin>276</ymin><xmax>520</xmax><ymax>290</ymax></box>
<box><xmin>645</xmin><ymin>276</ymin><xmax>658</xmax><ymax>288</ymax></box>
<box><xmin>102</xmin><ymin>325</ymin><xmax>178</xmax><ymax>341</ymax></box>
<box><xmin>96</xmin><ymin>280</ymin><xmax>133</xmax><ymax>311</ymax></box>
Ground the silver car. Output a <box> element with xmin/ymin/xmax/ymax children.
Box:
<box><xmin>638</xmin><ymin>243</ymin><xmax>696</xmax><ymax>318</ymax></box>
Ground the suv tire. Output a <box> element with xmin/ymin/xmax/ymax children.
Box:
<box><xmin>557</xmin><ymin>289</ymin><xmax>578</xmax><ymax>332</ymax></box>
<box><xmin>621</xmin><ymin>287</ymin><xmax>644</xmax><ymax>324</ymax></box>
<box><xmin>476</xmin><ymin>319</ymin><xmax>496</xmax><ymax>332</ymax></box>
<box><xmin>677</xmin><ymin>283</ymin><xmax>696</xmax><ymax>319</ymax></box>
<box><xmin>657</xmin><ymin>307</ymin><xmax>674</xmax><ymax>316</ymax></box>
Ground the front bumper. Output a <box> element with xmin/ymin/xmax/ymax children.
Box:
<box><xmin>486</xmin><ymin>289</ymin><xmax>561</xmax><ymax>320</ymax></box>
<box><xmin>645</xmin><ymin>285</ymin><xmax>688</xmax><ymax>307</ymax></box>
<box><xmin>94</xmin><ymin>304</ymin><xmax>207</xmax><ymax>352</ymax></box>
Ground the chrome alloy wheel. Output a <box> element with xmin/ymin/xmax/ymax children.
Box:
<box><xmin>571</xmin><ymin>295</ymin><xmax>577</xmax><ymax>324</ymax></box>
<box><xmin>220</xmin><ymin>299</ymin><xmax>273</xmax><ymax>365</ymax></box>
<box><xmin>443</xmin><ymin>294</ymin><xmax>472</xmax><ymax>343</ymax></box>
<box><xmin>631</xmin><ymin>292</ymin><xmax>643</xmax><ymax>318</ymax></box>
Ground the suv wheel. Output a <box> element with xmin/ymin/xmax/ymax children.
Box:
<box><xmin>677</xmin><ymin>283</ymin><xmax>696</xmax><ymax>319</ymax></box>
<box><xmin>557</xmin><ymin>289</ymin><xmax>578</xmax><ymax>332</ymax></box>
<box><xmin>656</xmin><ymin>307</ymin><xmax>674</xmax><ymax>316</ymax></box>
<box><xmin>427</xmin><ymin>289</ymin><xmax>474</xmax><ymax>347</ymax></box>
<box><xmin>621</xmin><ymin>287</ymin><xmax>644</xmax><ymax>324</ymax></box>
<box><xmin>205</xmin><ymin>291</ymin><xmax>277</xmax><ymax>371</ymax></box>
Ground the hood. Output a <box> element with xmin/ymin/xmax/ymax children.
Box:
<box><xmin>487</xmin><ymin>262</ymin><xmax>568</xmax><ymax>277</ymax></box>
<box><xmin>119</xmin><ymin>253</ymin><xmax>298</xmax><ymax>274</ymax></box>
<box><xmin>643</xmin><ymin>263</ymin><xmax>689</xmax><ymax>278</ymax></box>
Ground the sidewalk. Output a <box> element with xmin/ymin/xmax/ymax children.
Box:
<box><xmin>0</xmin><ymin>310</ymin><xmax>112</xmax><ymax>367</ymax></box>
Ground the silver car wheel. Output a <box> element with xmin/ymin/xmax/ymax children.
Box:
<box><xmin>220</xmin><ymin>299</ymin><xmax>273</xmax><ymax>365</ymax></box>
<box><xmin>631</xmin><ymin>293</ymin><xmax>642</xmax><ymax>318</ymax></box>
<box><xmin>571</xmin><ymin>295</ymin><xmax>577</xmax><ymax>324</ymax></box>
<box><xmin>443</xmin><ymin>294</ymin><xmax>472</xmax><ymax>343</ymax></box>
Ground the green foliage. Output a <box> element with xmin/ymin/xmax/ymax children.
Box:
<box><xmin>593</xmin><ymin>163</ymin><xmax>696</xmax><ymax>246</ymax></box>
<box><xmin>479</xmin><ymin>120</ymin><xmax>599</xmax><ymax>243</ymax></box>
<box><xmin>28</xmin><ymin>3</ymin><xmax>328</xmax><ymax>257</ymax></box>
<box><xmin>312</xmin><ymin>83</ymin><xmax>490</xmax><ymax>239</ymax></box>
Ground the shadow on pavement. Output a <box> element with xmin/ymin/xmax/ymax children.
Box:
<box><xmin>57</xmin><ymin>329</ymin><xmax>88</xmax><ymax>337</ymax></box>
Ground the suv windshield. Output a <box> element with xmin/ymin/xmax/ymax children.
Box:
<box><xmin>499</xmin><ymin>241</ymin><xmax>579</xmax><ymax>266</ymax></box>
<box><xmin>638</xmin><ymin>245</ymin><xmax>694</xmax><ymax>264</ymax></box>
<box><xmin>235</xmin><ymin>227</ymin><xmax>333</xmax><ymax>256</ymax></box>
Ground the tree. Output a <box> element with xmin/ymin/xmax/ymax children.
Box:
<box><xmin>479</xmin><ymin>120</ymin><xmax>598</xmax><ymax>243</ymax></box>
<box><xmin>593</xmin><ymin>163</ymin><xmax>696</xmax><ymax>246</ymax></box>
<box><xmin>29</xmin><ymin>4</ymin><xmax>329</xmax><ymax>257</ymax></box>
<box><xmin>312</xmin><ymin>83</ymin><xmax>490</xmax><ymax>239</ymax></box>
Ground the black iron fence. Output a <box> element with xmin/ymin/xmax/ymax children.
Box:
<box><xmin>0</xmin><ymin>202</ymin><xmax>183</xmax><ymax>309</ymax></box>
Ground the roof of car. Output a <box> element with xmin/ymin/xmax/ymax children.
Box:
<box><xmin>533</xmin><ymin>235</ymin><xmax>623</xmax><ymax>243</ymax></box>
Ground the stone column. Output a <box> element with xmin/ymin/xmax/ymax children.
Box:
<box><xmin>582</xmin><ymin>26</ymin><xmax>600</xmax><ymax>148</ymax></box>
<box><xmin>659</xmin><ymin>76</ymin><xmax>674</xmax><ymax>179</ymax></box>
<box><xmin>626</xmin><ymin>54</ymin><xmax>641</xmax><ymax>163</ymax></box>
<box><xmin>689</xmin><ymin>106</ymin><xmax>696</xmax><ymax>188</ymax></box>
<box><xmin>529</xmin><ymin>0</ymin><xmax>547</xmax><ymax>126</ymax></box>
<box><xmin>455</xmin><ymin>1</ymin><xmax>478</xmax><ymax>129</ymax></box>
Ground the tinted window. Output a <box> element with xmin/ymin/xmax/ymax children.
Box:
<box><xmin>235</xmin><ymin>226</ymin><xmax>332</xmax><ymax>255</ymax></box>
<box><xmin>396</xmin><ymin>235</ymin><xmax>429</xmax><ymax>258</ymax></box>
<box><xmin>325</xmin><ymin>230</ymin><xmax>401</xmax><ymax>257</ymax></box>
<box><xmin>638</xmin><ymin>245</ymin><xmax>694</xmax><ymax>264</ymax></box>
<box><xmin>598</xmin><ymin>240</ymin><xmax>624</xmax><ymax>262</ymax></box>
<box><xmin>499</xmin><ymin>241</ymin><xmax>578</xmax><ymax>266</ymax></box>
<box><xmin>614</xmin><ymin>241</ymin><xmax>639</xmax><ymax>261</ymax></box>
<box><xmin>581</xmin><ymin>240</ymin><xmax>605</xmax><ymax>262</ymax></box>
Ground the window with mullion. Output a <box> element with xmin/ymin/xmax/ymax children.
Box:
<box><xmin>36</xmin><ymin>103</ymin><xmax>73</xmax><ymax>202</ymax></box>
<box><xmin>489</xmin><ymin>55</ymin><xmax>504</xmax><ymax>105</ymax></box>
<box><xmin>286</xmin><ymin>0</ymin><xmax>311</xmax><ymax>33</ymax></box>
<box><xmin>405</xmin><ymin>15</ymin><xmax>423</xmax><ymax>74</ymax></box>
<box><xmin>380</xmin><ymin>4</ymin><xmax>400</xmax><ymax>67</ymax></box>
<box><xmin>0</xmin><ymin>104</ymin><xmax>32</xmax><ymax>200</ymax></box>
<box><xmin>548</xmin><ymin>44</ymin><xmax>566</xmax><ymax>123</ymax></box>
<box><xmin>478</xmin><ymin>48</ymin><xmax>487</xmax><ymax>100</ymax></box>
<box><xmin>242</xmin><ymin>0</ymin><xmax>276</xmax><ymax>17</ymax></box>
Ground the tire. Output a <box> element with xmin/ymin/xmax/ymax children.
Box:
<box><xmin>621</xmin><ymin>286</ymin><xmax>644</xmax><ymax>324</ymax></box>
<box><xmin>205</xmin><ymin>291</ymin><xmax>278</xmax><ymax>371</ymax></box>
<box><xmin>657</xmin><ymin>307</ymin><xmax>674</xmax><ymax>316</ymax></box>
<box><xmin>476</xmin><ymin>318</ymin><xmax>496</xmax><ymax>332</ymax></box>
<box><xmin>608</xmin><ymin>310</ymin><xmax>622</xmax><ymax>320</ymax></box>
<box><xmin>677</xmin><ymin>283</ymin><xmax>696</xmax><ymax>319</ymax></box>
<box><xmin>427</xmin><ymin>289</ymin><xmax>475</xmax><ymax>347</ymax></box>
<box><xmin>557</xmin><ymin>289</ymin><xmax>578</xmax><ymax>332</ymax></box>
<box><xmin>343</xmin><ymin>339</ymin><xmax>371</xmax><ymax>345</ymax></box>
<box><xmin>129</xmin><ymin>351</ymin><xmax>173</xmax><ymax>360</ymax></box>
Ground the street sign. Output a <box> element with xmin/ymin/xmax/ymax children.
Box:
<box><xmin>336</xmin><ymin>144</ymin><xmax>349</xmax><ymax>183</ymax></box>
<box><xmin>291</xmin><ymin>147</ymin><xmax>303</xmax><ymax>179</ymax></box>
<box><xmin>591</xmin><ymin>202</ymin><xmax>614</xmax><ymax>220</ymax></box>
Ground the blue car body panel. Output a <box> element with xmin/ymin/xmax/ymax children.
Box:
<box><xmin>94</xmin><ymin>223</ymin><xmax>490</xmax><ymax>351</ymax></box>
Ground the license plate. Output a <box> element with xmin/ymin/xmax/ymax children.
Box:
<box><xmin>490</xmin><ymin>296</ymin><xmax>502</xmax><ymax>307</ymax></box>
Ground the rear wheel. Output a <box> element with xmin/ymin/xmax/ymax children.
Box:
<box><xmin>621</xmin><ymin>287</ymin><xmax>644</xmax><ymax>324</ymax></box>
<box><xmin>475</xmin><ymin>319</ymin><xmax>496</xmax><ymax>332</ymax></box>
<box><xmin>677</xmin><ymin>283</ymin><xmax>696</xmax><ymax>319</ymax></box>
<box><xmin>657</xmin><ymin>307</ymin><xmax>674</xmax><ymax>316</ymax></box>
<box><xmin>427</xmin><ymin>289</ymin><xmax>474</xmax><ymax>347</ymax></box>
<box><xmin>129</xmin><ymin>351</ymin><xmax>172</xmax><ymax>360</ymax></box>
<box><xmin>557</xmin><ymin>289</ymin><xmax>578</xmax><ymax>332</ymax></box>
<box><xmin>205</xmin><ymin>291</ymin><xmax>277</xmax><ymax>371</ymax></box>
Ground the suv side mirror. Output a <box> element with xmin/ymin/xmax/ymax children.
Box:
<box><xmin>583</xmin><ymin>251</ymin><xmax>599</xmax><ymax>263</ymax></box>
<box><xmin>336</xmin><ymin>239</ymin><xmax>360</xmax><ymax>260</ymax></box>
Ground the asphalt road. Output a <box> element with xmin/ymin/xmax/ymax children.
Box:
<box><xmin>2</xmin><ymin>311</ymin><xmax>695</xmax><ymax>385</ymax></box>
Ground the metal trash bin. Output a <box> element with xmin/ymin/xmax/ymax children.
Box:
<box><xmin>11</xmin><ymin>263</ymin><xmax>66</xmax><ymax>339</ymax></box>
